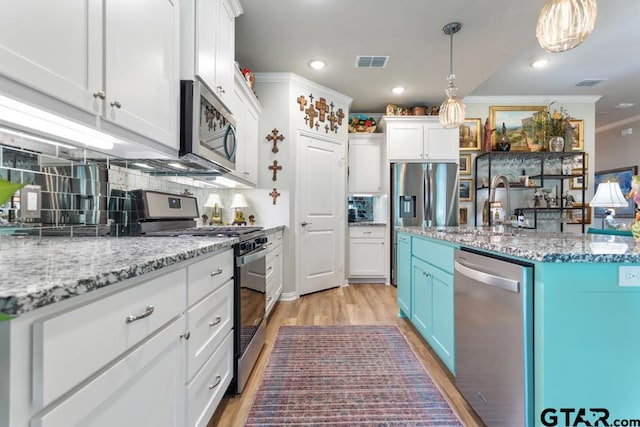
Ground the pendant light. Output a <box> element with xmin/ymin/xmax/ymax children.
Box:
<box><xmin>536</xmin><ymin>0</ymin><xmax>598</xmax><ymax>53</ymax></box>
<box><xmin>438</xmin><ymin>22</ymin><xmax>466</xmax><ymax>129</ymax></box>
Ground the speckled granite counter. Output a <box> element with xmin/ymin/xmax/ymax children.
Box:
<box><xmin>348</xmin><ymin>222</ymin><xmax>387</xmax><ymax>227</ymax></box>
<box><xmin>0</xmin><ymin>235</ymin><xmax>237</xmax><ymax>317</ymax></box>
<box><xmin>397</xmin><ymin>226</ymin><xmax>640</xmax><ymax>263</ymax></box>
<box><xmin>264</xmin><ymin>225</ymin><xmax>286</xmax><ymax>233</ymax></box>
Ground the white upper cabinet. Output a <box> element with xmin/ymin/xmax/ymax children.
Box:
<box><xmin>348</xmin><ymin>133</ymin><xmax>385</xmax><ymax>194</ymax></box>
<box><xmin>195</xmin><ymin>0</ymin><xmax>241</xmax><ymax>109</ymax></box>
<box><xmin>384</xmin><ymin>117</ymin><xmax>458</xmax><ymax>162</ymax></box>
<box><xmin>230</xmin><ymin>70</ymin><xmax>261</xmax><ymax>187</ymax></box>
<box><xmin>0</xmin><ymin>0</ymin><xmax>180</xmax><ymax>150</ymax></box>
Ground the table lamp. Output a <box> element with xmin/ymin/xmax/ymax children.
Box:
<box><xmin>230</xmin><ymin>193</ymin><xmax>249</xmax><ymax>225</ymax></box>
<box><xmin>204</xmin><ymin>193</ymin><xmax>223</xmax><ymax>225</ymax></box>
<box><xmin>589</xmin><ymin>181</ymin><xmax>628</xmax><ymax>229</ymax></box>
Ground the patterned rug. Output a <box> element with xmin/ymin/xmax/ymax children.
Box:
<box><xmin>244</xmin><ymin>325</ymin><xmax>463</xmax><ymax>426</ymax></box>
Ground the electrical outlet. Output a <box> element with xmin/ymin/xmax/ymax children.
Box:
<box><xmin>618</xmin><ymin>266</ymin><xmax>640</xmax><ymax>286</ymax></box>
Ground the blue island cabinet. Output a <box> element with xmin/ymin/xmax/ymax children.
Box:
<box><xmin>396</xmin><ymin>231</ymin><xmax>457</xmax><ymax>374</ymax></box>
<box><xmin>534</xmin><ymin>261</ymin><xmax>640</xmax><ymax>426</ymax></box>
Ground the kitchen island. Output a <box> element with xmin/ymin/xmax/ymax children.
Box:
<box><xmin>397</xmin><ymin>226</ymin><xmax>640</xmax><ymax>427</ymax></box>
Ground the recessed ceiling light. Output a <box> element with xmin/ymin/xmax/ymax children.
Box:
<box><xmin>531</xmin><ymin>59</ymin><xmax>550</xmax><ymax>68</ymax></box>
<box><xmin>392</xmin><ymin>86</ymin><xmax>405</xmax><ymax>94</ymax></box>
<box><xmin>309</xmin><ymin>60</ymin><xmax>326</xmax><ymax>70</ymax></box>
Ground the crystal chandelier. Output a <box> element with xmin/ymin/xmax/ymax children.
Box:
<box><xmin>536</xmin><ymin>0</ymin><xmax>598</xmax><ymax>53</ymax></box>
<box><xmin>439</xmin><ymin>22</ymin><xmax>466</xmax><ymax>129</ymax></box>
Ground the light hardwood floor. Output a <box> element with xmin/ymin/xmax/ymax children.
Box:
<box><xmin>208</xmin><ymin>284</ymin><xmax>485</xmax><ymax>427</ymax></box>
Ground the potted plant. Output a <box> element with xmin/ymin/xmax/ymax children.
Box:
<box><xmin>534</xmin><ymin>102</ymin><xmax>573</xmax><ymax>151</ymax></box>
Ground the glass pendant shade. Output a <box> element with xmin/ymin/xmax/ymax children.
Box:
<box><xmin>439</xmin><ymin>77</ymin><xmax>466</xmax><ymax>128</ymax></box>
<box><xmin>536</xmin><ymin>0</ymin><xmax>598</xmax><ymax>53</ymax></box>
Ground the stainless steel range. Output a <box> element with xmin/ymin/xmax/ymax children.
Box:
<box><xmin>129</xmin><ymin>190</ymin><xmax>267</xmax><ymax>394</ymax></box>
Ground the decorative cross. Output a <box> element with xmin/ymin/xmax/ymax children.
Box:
<box><xmin>269</xmin><ymin>188</ymin><xmax>281</xmax><ymax>205</ymax></box>
<box><xmin>305</xmin><ymin>104</ymin><xmax>318</xmax><ymax>129</ymax></box>
<box><xmin>268</xmin><ymin>160</ymin><xmax>283</xmax><ymax>181</ymax></box>
<box><xmin>328</xmin><ymin>111</ymin><xmax>338</xmax><ymax>131</ymax></box>
<box><xmin>315</xmin><ymin>122</ymin><xmax>320</xmax><ymax>130</ymax></box>
<box><xmin>296</xmin><ymin>95</ymin><xmax>307</xmax><ymax>111</ymax></box>
<box><xmin>308</xmin><ymin>93</ymin><xmax>314</xmax><ymax>104</ymax></box>
<box><xmin>336</xmin><ymin>108</ymin><xmax>345</xmax><ymax>125</ymax></box>
<box><xmin>265</xmin><ymin>128</ymin><xmax>285</xmax><ymax>153</ymax></box>
<box><xmin>315</xmin><ymin>97</ymin><xmax>329</xmax><ymax>122</ymax></box>
<box><xmin>324</xmin><ymin>124</ymin><xmax>329</xmax><ymax>133</ymax></box>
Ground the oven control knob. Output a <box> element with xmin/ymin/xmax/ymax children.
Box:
<box><xmin>241</xmin><ymin>242</ymin><xmax>255</xmax><ymax>252</ymax></box>
<box><xmin>256</xmin><ymin>237</ymin><xmax>268</xmax><ymax>245</ymax></box>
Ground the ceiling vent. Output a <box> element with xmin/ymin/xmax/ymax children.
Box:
<box><xmin>355</xmin><ymin>56</ymin><xmax>389</xmax><ymax>68</ymax></box>
<box><xmin>574</xmin><ymin>78</ymin><xmax>607</xmax><ymax>87</ymax></box>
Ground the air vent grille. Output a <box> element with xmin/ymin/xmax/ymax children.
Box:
<box><xmin>356</xmin><ymin>56</ymin><xmax>389</xmax><ymax>68</ymax></box>
<box><xmin>574</xmin><ymin>78</ymin><xmax>607</xmax><ymax>87</ymax></box>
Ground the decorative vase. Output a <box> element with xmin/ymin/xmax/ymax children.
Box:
<box><xmin>496</xmin><ymin>134</ymin><xmax>511</xmax><ymax>151</ymax></box>
<box><xmin>549</xmin><ymin>136</ymin><xmax>565</xmax><ymax>152</ymax></box>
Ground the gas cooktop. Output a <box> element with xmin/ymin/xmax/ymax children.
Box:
<box><xmin>144</xmin><ymin>226</ymin><xmax>264</xmax><ymax>240</ymax></box>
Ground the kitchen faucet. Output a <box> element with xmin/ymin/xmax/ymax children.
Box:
<box><xmin>489</xmin><ymin>175</ymin><xmax>511</xmax><ymax>225</ymax></box>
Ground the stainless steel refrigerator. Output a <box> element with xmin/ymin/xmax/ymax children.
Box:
<box><xmin>391</xmin><ymin>162</ymin><xmax>458</xmax><ymax>285</ymax></box>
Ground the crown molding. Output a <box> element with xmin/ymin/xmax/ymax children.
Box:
<box><xmin>255</xmin><ymin>72</ymin><xmax>353</xmax><ymax>106</ymax></box>
<box><xmin>596</xmin><ymin>114</ymin><xmax>640</xmax><ymax>133</ymax></box>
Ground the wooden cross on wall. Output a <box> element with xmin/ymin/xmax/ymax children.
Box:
<box><xmin>296</xmin><ymin>95</ymin><xmax>307</xmax><ymax>111</ymax></box>
<box><xmin>315</xmin><ymin>97</ymin><xmax>329</xmax><ymax>122</ymax></box>
<box><xmin>269</xmin><ymin>188</ymin><xmax>281</xmax><ymax>205</ymax></box>
<box><xmin>336</xmin><ymin>108</ymin><xmax>345</xmax><ymax>125</ymax></box>
<box><xmin>265</xmin><ymin>128</ymin><xmax>285</xmax><ymax>153</ymax></box>
<box><xmin>305</xmin><ymin>104</ymin><xmax>318</xmax><ymax>129</ymax></box>
<box><xmin>328</xmin><ymin>112</ymin><xmax>337</xmax><ymax>131</ymax></box>
<box><xmin>268</xmin><ymin>160</ymin><xmax>283</xmax><ymax>181</ymax></box>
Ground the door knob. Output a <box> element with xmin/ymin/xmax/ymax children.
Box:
<box><xmin>301</xmin><ymin>221</ymin><xmax>312</xmax><ymax>227</ymax></box>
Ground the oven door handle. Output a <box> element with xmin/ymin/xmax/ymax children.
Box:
<box><xmin>236</xmin><ymin>246</ymin><xmax>268</xmax><ymax>266</ymax></box>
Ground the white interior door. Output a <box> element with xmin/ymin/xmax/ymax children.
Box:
<box><xmin>297</xmin><ymin>133</ymin><xmax>345</xmax><ymax>296</ymax></box>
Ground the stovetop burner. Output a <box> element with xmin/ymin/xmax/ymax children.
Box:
<box><xmin>144</xmin><ymin>226</ymin><xmax>264</xmax><ymax>242</ymax></box>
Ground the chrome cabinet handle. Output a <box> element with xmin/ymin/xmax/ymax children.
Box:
<box><xmin>267</xmin><ymin>296</ymin><xmax>273</xmax><ymax>302</ymax></box>
<box><xmin>267</xmin><ymin>266</ymin><xmax>273</xmax><ymax>271</ymax></box>
<box><xmin>93</xmin><ymin>90</ymin><xmax>106</xmax><ymax>99</ymax></box>
<box><xmin>180</xmin><ymin>331</ymin><xmax>191</xmax><ymax>340</ymax></box>
<box><xmin>301</xmin><ymin>221</ymin><xmax>312</xmax><ymax>227</ymax></box>
<box><xmin>209</xmin><ymin>315</ymin><xmax>222</xmax><ymax>327</ymax></box>
<box><xmin>211</xmin><ymin>268</ymin><xmax>223</xmax><ymax>277</ymax></box>
<box><xmin>125</xmin><ymin>305</ymin><xmax>154</xmax><ymax>323</ymax></box>
<box><xmin>208</xmin><ymin>374</ymin><xmax>222</xmax><ymax>390</ymax></box>
<box><xmin>110</xmin><ymin>100</ymin><xmax>122</xmax><ymax>109</ymax></box>
<box><xmin>216</xmin><ymin>86</ymin><xmax>225</xmax><ymax>94</ymax></box>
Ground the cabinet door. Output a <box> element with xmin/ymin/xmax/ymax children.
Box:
<box><xmin>348</xmin><ymin>238</ymin><xmax>386</xmax><ymax>277</ymax></box>
<box><xmin>0</xmin><ymin>0</ymin><xmax>102</xmax><ymax>115</ymax></box>
<box><xmin>33</xmin><ymin>320</ymin><xmax>183</xmax><ymax>427</ymax></box>
<box><xmin>411</xmin><ymin>257</ymin><xmax>432</xmax><ymax>338</ymax></box>
<box><xmin>430</xmin><ymin>267</ymin><xmax>455</xmax><ymax>372</ymax></box>
<box><xmin>215</xmin><ymin>0</ymin><xmax>236</xmax><ymax>107</ymax></box>
<box><xmin>387</xmin><ymin>123</ymin><xmax>424</xmax><ymax>161</ymax></box>
<box><xmin>424</xmin><ymin>125</ymin><xmax>458</xmax><ymax>161</ymax></box>
<box><xmin>348</xmin><ymin>137</ymin><xmax>383</xmax><ymax>193</ymax></box>
<box><xmin>104</xmin><ymin>0</ymin><xmax>178</xmax><ymax>149</ymax></box>
<box><xmin>195</xmin><ymin>0</ymin><xmax>218</xmax><ymax>93</ymax></box>
<box><xmin>231</xmin><ymin>82</ymin><xmax>259</xmax><ymax>186</ymax></box>
<box><xmin>396</xmin><ymin>233</ymin><xmax>411</xmax><ymax>317</ymax></box>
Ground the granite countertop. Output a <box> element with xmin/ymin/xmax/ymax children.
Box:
<box><xmin>397</xmin><ymin>226</ymin><xmax>640</xmax><ymax>263</ymax></box>
<box><xmin>348</xmin><ymin>222</ymin><xmax>387</xmax><ymax>227</ymax></box>
<box><xmin>0</xmin><ymin>235</ymin><xmax>237</xmax><ymax>318</ymax></box>
<box><xmin>264</xmin><ymin>225</ymin><xmax>286</xmax><ymax>233</ymax></box>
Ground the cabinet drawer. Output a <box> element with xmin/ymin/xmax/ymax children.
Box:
<box><xmin>187</xmin><ymin>331</ymin><xmax>233</xmax><ymax>427</ymax></box>
<box><xmin>412</xmin><ymin>237</ymin><xmax>454</xmax><ymax>273</ymax></box>
<box><xmin>33</xmin><ymin>268</ymin><xmax>186</xmax><ymax>409</ymax></box>
<box><xmin>266</xmin><ymin>230</ymin><xmax>283</xmax><ymax>251</ymax></box>
<box><xmin>188</xmin><ymin>249</ymin><xmax>234</xmax><ymax>306</ymax></box>
<box><xmin>349</xmin><ymin>226</ymin><xmax>386</xmax><ymax>238</ymax></box>
<box><xmin>186</xmin><ymin>279</ymin><xmax>233</xmax><ymax>381</ymax></box>
<box><xmin>32</xmin><ymin>320</ymin><xmax>182</xmax><ymax>427</ymax></box>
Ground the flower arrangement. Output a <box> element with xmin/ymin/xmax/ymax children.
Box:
<box><xmin>531</xmin><ymin>102</ymin><xmax>575</xmax><ymax>151</ymax></box>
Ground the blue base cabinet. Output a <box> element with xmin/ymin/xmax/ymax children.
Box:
<box><xmin>397</xmin><ymin>231</ymin><xmax>456</xmax><ymax>374</ymax></box>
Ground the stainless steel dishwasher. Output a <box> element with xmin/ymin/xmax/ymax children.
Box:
<box><xmin>454</xmin><ymin>249</ymin><xmax>533</xmax><ymax>427</ymax></box>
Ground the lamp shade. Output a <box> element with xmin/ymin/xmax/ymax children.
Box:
<box><xmin>589</xmin><ymin>182</ymin><xmax>628</xmax><ymax>207</ymax></box>
<box><xmin>204</xmin><ymin>193</ymin><xmax>222</xmax><ymax>208</ymax></box>
<box><xmin>536</xmin><ymin>0</ymin><xmax>598</xmax><ymax>53</ymax></box>
<box><xmin>230</xmin><ymin>193</ymin><xmax>249</xmax><ymax>209</ymax></box>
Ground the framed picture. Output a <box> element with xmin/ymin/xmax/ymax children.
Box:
<box><xmin>459</xmin><ymin>179</ymin><xmax>473</xmax><ymax>202</ymax></box>
<box><xmin>570</xmin><ymin>174</ymin><xmax>588</xmax><ymax>190</ymax></box>
<box><xmin>489</xmin><ymin>105</ymin><xmax>547</xmax><ymax>151</ymax></box>
<box><xmin>459</xmin><ymin>207</ymin><xmax>468</xmax><ymax>225</ymax></box>
<box><xmin>459</xmin><ymin>154</ymin><xmax>471</xmax><ymax>175</ymax></box>
<box><xmin>568</xmin><ymin>119</ymin><xmax>584</xmax><ymax>151</ymax></box>
<box><xmin>459</xmin><ymin>118</ymin><xmax>481</xmax><ymax>150</ymax></box>
<box><xmin>566</xmin><ymin>202</ymin><xmax>591</xmax><ymax>224</ymax></box>
<box><xmin>572</xmin><ymin>152</ymin><xmax>588</xmax><ymax>171</ymax></box>
<box><xmin>594</xmin><ymin>166</ymin><xmax>639</xmax><ymax>217</ymax></box>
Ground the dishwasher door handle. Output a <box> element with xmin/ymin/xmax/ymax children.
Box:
<box><xmin>454</xmin><ymin>260</ymin><xmax>520</xmax><ymax>293</ymax></box>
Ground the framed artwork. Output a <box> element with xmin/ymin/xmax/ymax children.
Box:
<box><xmin>593</xmin><ymin>166</ymin><xmax>639</xmax><ymax>217</ymax></box>
<box><xmin>572</xmin><ymin>152</ymin><xmax>588</xmax><ymax>171</ymax></box>
<box><xmin>489</xmin><ymin>105</ymin><xmax>547</xmax><ymax>151</ymax></box>
<box><xmin>459</xmin><ymin>154</ymin><xmax>471</xmax><ymax>175</ymax></box>
<box><xmin>568</xmin><ymin>119</ymin><xmax>584</xmax><ymax>151</ymax></box>
<box><xmin>459</xmin><ymin>179</ymin><xmax>473</xmax><ymax>202</ymax></box>
<box><xmin>459</xmin><ymin>207</ymin><xmax>468</xmax><ymax>225</ymax></box>
<box><xmin>459</xmin><ymin>118</ymin><xmax>481</xmax><ymax>150</ymax></box>
<box><xmin>570</xmin><ymin>174</ymin><xmax>588</xmax><ymax>190</ymax></box>
<box><xmin>566</xmin><ymin>202</ymin><xmax>591</xmax><ymax>224</ymax></box>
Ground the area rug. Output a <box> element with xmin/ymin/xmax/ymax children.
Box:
<box><xmin>244</xmin><ymin>325</ymin><xmax>463</xmax><ymax>426</ymax></box>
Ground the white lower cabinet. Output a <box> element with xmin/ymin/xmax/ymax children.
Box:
<box><xmin>265</xmin><ymin>229</ymin><xmax>284</xmax><ymax>317</ymax></box>
<box><xmin>348</xmin><ymin>226</ymin><xmax>387</xmax><ymax>278</ymax></box>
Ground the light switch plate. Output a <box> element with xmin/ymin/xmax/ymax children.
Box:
<box><xmin>618</xmin><ymin>266</ymin><xmax>640</xmax><ymax>286</ymax></box>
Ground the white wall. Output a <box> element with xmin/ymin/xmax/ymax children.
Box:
<box><xmin>594</xmin><ymin>117</ymin><xmax>640</xmax><ymax>171</ymax></box>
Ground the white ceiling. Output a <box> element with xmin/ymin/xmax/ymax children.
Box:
<box><xmin>235</xmin><ymin>0</ymin><xmax>640</xmax><ymax>130</ymax></box>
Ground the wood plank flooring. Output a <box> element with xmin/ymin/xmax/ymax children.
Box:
<box><xmin>208</xmin><ymin>284</ymin><xmax>485</xmax><ymax>427</ymax></box>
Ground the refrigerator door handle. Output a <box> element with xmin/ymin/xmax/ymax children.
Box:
<box><xmin>424</xmin><ymin>166</ymin><xmax>431</xmax><ymax>227</ymax></box>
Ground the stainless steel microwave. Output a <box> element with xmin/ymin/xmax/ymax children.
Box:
<box><xmin>180</xmin><ymin>79</ymin><xmax>236</xmax><ymax>172</ymax></box>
